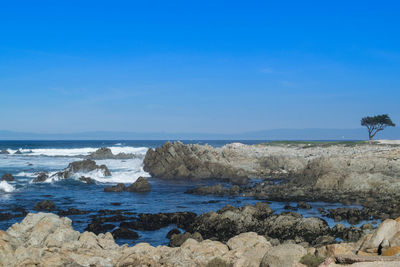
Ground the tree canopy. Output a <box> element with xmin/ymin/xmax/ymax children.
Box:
<box><xmin>361</xmin><ymin>114</ymin><xmax>395</xmax><ymax>140</ymax></box>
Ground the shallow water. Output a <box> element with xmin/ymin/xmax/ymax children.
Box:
<box><xmin>0</xmin><ymin>140</ymin><xmax>377</xmax><ymax>246</ymax></box>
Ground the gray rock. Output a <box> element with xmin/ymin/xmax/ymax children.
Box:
<box><xmin>87</xmin><ymin>147</ymin><xmax>139</xmax><ymax>160</ymax></box>
<box><xmin>0</xmin><ymin>148</ymin><xmax>9</xmax><ymax>154</ymax></box>
<box><xmin>104</xmin><ymin>183</ymin><xmax>126</xmax><ymax>192</ymax></box>
<box><xmin>79</xmin><ymin>176</ymin><xmax>95</xmax><ymax>184</ymax></box>
<box><xmin>125</xmin><ymin>177</ymin><xmax>151</xmax><ymax>192</ymax></box>
<box><xmin>32</xmin><ymin>172</ymin><xmax>48</xmax><ymax>183</ymax></box>
<box><xmin>260</xmin><ymin>244</ymin><xmax>307</xmax><ymax>267</ymax></box>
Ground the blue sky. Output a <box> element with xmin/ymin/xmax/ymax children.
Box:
<box><xmin>0</xmin><ymin>1</ymin><xmax>399</xmax><ymax>134</ymax></box>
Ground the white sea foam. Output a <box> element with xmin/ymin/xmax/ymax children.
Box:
<box><xmin>7</xmin><ymin>146</ymin><xmax>148</xmax><ymax>157</ymax></box>
<box><xmin>0</xmin><ymin>181</ymin><xmax>15</xmax><ymax>192</ymax></box>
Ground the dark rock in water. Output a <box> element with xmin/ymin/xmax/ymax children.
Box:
<box><xmin>283</xmin><ymin>205</ymin><xmax>297</xmax><ymax>210</ymax></box>
<box><xmin>1</xmin><ymin>173</ymin><xmax>14</xmax><ymax>181</ymax></box>
<box><xmin>112</xmin><ymin>227</ymin><xmax>139</xmax><ymax>239</ymax></box>
<box><xmin>332</xmin><ymin>223</ymin><xmax>363</xmax><ymax>242</ymax></box>
<box><xmin>125</xmin><ymin>177</ymin><xmax>151</xmax><ymax>192</ymax></box>
<box><xmin>58</xmin><ymin>208</ymin><xmax>89</xmax><ymax>216</ymax></box>
<box><xmin>186</xmin><ymin>184</ymin><xmax>241</xmax><ymax>196</ymax></box>
<box><xmin>87</xmin><ymin>147</ymin><xmax>138</xmax><ymax>160</ymax></box>
<box><xmin>0</xmin><ymin>149</ymin><xmax>9</xmax><ymax>154</ymax></box>
<box><xmin>53</xmin><ymin>159</ymin><xmax>111</xmax><ymax>179</ymax></box>
<box><xmin>34</xmin><ymin>200</ymin><xmax>56</xmax><ymax>211</ymax></box>
<box><xmin>297</xmin><ymin>201</ymin><xmax>311</xmax><ymax>209</ymax></box>
<box><xmin>79</xmin><ymin>176</ymin><xmax>95</xmax><ymax>184</ymax></box>
<box><xmin>169</xmin><ymin>232</ymin><xmax>203</xmax><ymax>247</ymax></box>
<box><xmin>14</xmin><ymin>150</ymin><xmax>22</xmax><ymax>155</ymax></box>
<box><xmin>32</xmin><ymin>172</ymin><xmax>49</xmax><ymax>183</ymax></box>
<box><xmin>104</xmin><ymin>183</ymin><xmax>126</xmax><ymax>192</ymax></box>
<box><xmin>85</xmin><ymin>222</ymin><xmax>116</xmax><ymax>234</ymax></box>
<box><xmin>111</xmin><ymin>202</ymin><xmax>121</xmax><ymax>206</ymax></box>
<box><xmin>120</xmin><ymin>212</ymin><xmax>197</xmax><ymax>231</ymax></box>
<box><xmin>166</xmin><ymin>228</ymin><xmax>181</xmax><ymax>239</ymax></box>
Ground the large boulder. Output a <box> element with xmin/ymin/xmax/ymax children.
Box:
<box><xmin>143</xmin><ymin>141</ymin><xmax>249</xmax><ymax>184</ymax></box>
<box><xmin>260</xmin><ymin>244</ymin><xmax>307</xmax><ymax>267</ymax></box>
<box><xmin>125</xmin><ymin>177</ymin><xmax>151</xmax><ymax>192</ymax></box>
<box><xmin>87</xmin><ymin>147</ymin><xmax>138</xmax><ymax>160</ymax></box>
<box><xmin>1</xmin><ymin>173</ymin><xmax>14</xmax><ymax>182</ymax></box>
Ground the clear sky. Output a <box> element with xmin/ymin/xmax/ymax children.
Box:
<box><xmin>0</xmin><ymin>1</ymin><xmax>399</xmax><ymax>134</ymax></box>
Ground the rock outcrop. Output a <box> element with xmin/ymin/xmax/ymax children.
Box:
<box><xmin>87</xmin><ymin>147</ymin><xmax>139</xmax><ymax>160</ymax></box>
<box><xmin>0</xmin><ymin>149</ymin><xmax>9</xmax><ymax>154</ymax></box>
<box><xmin>2</xmin><ymin>212</ymin><xmax>400</xmax><ymax>266</ymax></box>
<box><xmin>51</xmin><ymin>159</ymin><xmax>111</xmax><ymax>180</ymax></box>
<box><xmin>143</xmin><ymin>141</ymin><xmax>249</xmax><ymax>184</ymax></box>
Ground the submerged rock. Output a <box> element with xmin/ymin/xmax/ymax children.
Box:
<box><xmin>34</xmin><ymin>200</ymin><xmax>56</xmax><ymax>211</ymax></box>
<box><xmin>104</xmin><ymin>183</ymin><xmax>126</xmax><ymax>192</ymax></box>
<box><xmin>1</xmin><ymin>173</ymin><xmax>14</xmax><ymax>182</ymax></box>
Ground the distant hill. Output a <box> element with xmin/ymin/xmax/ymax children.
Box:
<box><xmin>0</xmin><ymin>127</ymin><xmax>399</xmax><ymax>140</ymax></box>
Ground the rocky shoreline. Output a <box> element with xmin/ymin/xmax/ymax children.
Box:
<box><xmin>2</xmin><ymin>212</ymin><xmax>400</xmax><ymax>266</ymax></box>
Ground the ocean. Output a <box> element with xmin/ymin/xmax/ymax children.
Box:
<box><xmin>0</xmin><ymin>140</ymin><xmax>370</xmax><ymax>246</ymax></box>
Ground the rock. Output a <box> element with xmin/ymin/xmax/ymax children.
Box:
<box><xmin>143</xmin><ymin>141</ymin><xmax>249</xmax><ymax>184</ymax></box>
<box><xmin>125</xmin><ymin>177</ymin><xmax>151</xmax><ymax>192</ymax></box>
<box><xmin>34</xmin><ymin>200</ymin><xmax>56</xmax><ymax>211</ymax></box>
<box><xmin>166</xmin><ymin>228</ymin><xmax>181</xmax><ymax>239</ymax></box>
<box><xmin>14</xmin><ymin>150</ymin><xmax>22</xmax><ymax>154</ymax></box>
<box><xmin>58</xmin><ymin>208</ymin><xmax>89</xmax><ymax>216</ymax></box>
<box><xmin>104</xmin><ymin>183</ymin><xmax>126</xmax><ymax>192</ymax></box>
<box><xmin>32</xmin><ymin>172</ymin><xmax>48</xmax><ymax>183</ymax></box>
<box><xmin>297</xmin><ymin>201</ymin><xmax>311</xmax><ymax>209</ymax></box>
<box><xmin>79</xmin><ymin>176</ymin><xmax>95</xmax><ymax>184</ymax></box>
<box><xmin>0</xmin><ymin>148</ymin><xmax>9</xmax><ymax>154</ymax></box>
<box><xmin>1</xmin><ymin>173</ymin><xmax>14</xmax><ymax>181</ymax></box>
<box><xmin>169</xmin><ymin>232</ymin><xmax>203</xmax><ymax>247</ymax></box>
<box><xmin>87</xmin><ymin>147</ymin><xmax>138</xmax><ymax>160</ymax></box>
<box><xmin>112</xmin><ymin>227</ymin><xmax>139</xmax><ymax>239</ymax></box>
<box><xmin>361</xmin><ymin>219</ymin><xmax>400</xmax><ymax>250</ymax></box>
<box><xmin>260</xmin><ymin>244</ymin><xmax>307</xmax><ymax>267</ymax></box>
<box><xmin>53</xmin><ymin>159</ymin><xmax>111</xmax><ymax>179</ymax></box>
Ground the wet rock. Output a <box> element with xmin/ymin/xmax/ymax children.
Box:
<box><xmin>186</xmin><ymin>184</ymin><xmax>241</xmax><ymax>196</ymax></box>
<box><xmin>112</xmin><ymin>227</ymin><xmax>139</xmax><ymax>239</ymax></box>
<box><xmin>122</xmin><ymin>212</ymin><xmax>197</xmax><ymax>231</ymax></box>
<box><xmin>79</xmin><ymin>176</ymin><xmax>95</xmax><ymax>184</ymax></box>
<box><xmin>169</xmin><ymin>232</ymin><xmax>203</xmax><ymax>247</ymax></box>
<box><xmin>104</xmin><ymin>183</ymin><xmax>126</xmax><ymax>192</ymax></box>
<box><xmin>166</xmin><ymin>228</ymin><xmax>181</xmax><ymax>239</ymax></box>
<box><xmin>125</xmin><ymin>177</ymin><xmax>151</xmax><ymax>192</ymax></box>
<box><xmin>85</xmin><ymin>221</ymin><xmax>116</xmax><ymax>234</ymax></box>
<box><xmin>58</xmin><ymin>208</ymin><xmax>89</xmax><ymax>216</ymax></box>
<box><xmin>0</xmin><ymin>148</ymin><xmax>9</xmax><ymax>154</ymax></box>
<box><xmin>32</xmin><ymin>172</ymin><xmax>48</xmax><ymax>183</ymax></box>
<box><xmin>54</xmin><ymin>159</ymin><xmax>111</xmax><ymax>179</ymax></box>
<box><xmin>14</xmin><ymin>150</ymin><xmax>22</xmax><ymax>154</ymax></box>
<box><xmin>1</xmin><ymin>173</ymin><xmax>14</xmax><ymax>181</ymax></box>
<box><xmin>34</xmin><ymin>200</ymin><xmax>56</xmax><ymax>211</ymax></box>
<box><xmin>297</xmin><ymin>201</ymin><xmax>311</xmax><ymax>209</ymax></box>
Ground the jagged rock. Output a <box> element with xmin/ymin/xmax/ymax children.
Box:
<box><xmin>53</xmin><ymin>159</ymin><xmax>111</xmax><ymax>179</ymax></box>
<box><xmin>58</xmin><ymin>208</ymin><xmax>89</xmax><ymax>216</ymax></box>
<box><xmin>143</xmin><ymin>141</ymin><xmax>249</xmax><ymax>184</ymax></box>
<box><xmin>14</xmin><ymin>150</ymin><xmax>22</xmax><ymax>155</ymax></box>
<box><xmin>1</xmin><ymin>173</ymin><xmax>14</xmax><ymax>181</ymax></box>
<box><xmin>79</xmin><ymin>176</ymin><xmax>95</xmax><ymax>184</ymax></box>
<box><xmin>34</xmin><ymin>200</ymin><xmax>56</xmax><ymax>211</ymax></box>
<box><xmin>32</xmin><ymin>172</ymin><xmax>48</xmax><ymax>183</ymax></box>
<box><xmin>125</xmin><ymin>177</ymin><xmax>151</xmax><ymax>192</ymax></box>
<box><xmin>166</xmin><ymin>228</ymin><xmax>181</xmax><ymax>239</ymax></box>
<box><xmin>87</xmin><ymin>147</ymin><xmax>138</xmax><ymax>160</ymax></box>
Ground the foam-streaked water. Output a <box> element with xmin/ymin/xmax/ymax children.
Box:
<box><xmin>0</xmin><ymin>140</ymin><xmax>376</xmax><ymax>246</ymax></box>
